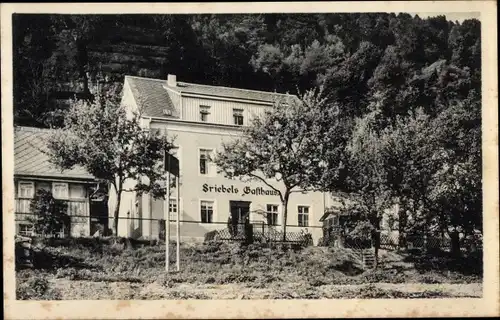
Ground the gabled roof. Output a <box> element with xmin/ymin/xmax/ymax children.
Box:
<box><xmin>14</xmin><ymin>126</ymin><xmax>95</xmax><ymax>180</ymax></box>
<box><xmin>126</xmin><ymin>76</ymin><xmax>178</xmax><ymax>118</ymax></box>
<box><xmin>125</xmin><ymin>75</ymin><xmax>295</xmax><ymax>118</ymax></box>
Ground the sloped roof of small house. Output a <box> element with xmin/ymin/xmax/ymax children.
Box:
<box><xmin>125</xmin><ymin>75</ymin><xmax>296</xmax><ymax>118</ymax></box>
<box><xmin>14</xmin><ymin>126</ymin><xmax>96</xmax><ymax>180</ymax></box>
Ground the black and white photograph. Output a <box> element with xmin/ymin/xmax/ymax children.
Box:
<box><xmin>2</xmin><ymin>1</ymin><xmax>498</xmax><ymax>319</ymax></box>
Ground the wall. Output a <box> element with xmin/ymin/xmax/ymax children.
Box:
<box><xmin>108</xmin><ymin>177</ymin><xmax>138</xmax><ymax>237</ymax></box>
<box><xmin>181</xmin><ymin>96</ymin><xmax>269</xmax><ymax>125</ymax></box>
<box><xmin>14</xmin><ymin>178</ymin><xmax>91</xmax><ymax>237</ymax></box>
<box><xmin>125</xmin><ymin>119</ymin><xmax>333</xmax><ymax>244</ymax></box>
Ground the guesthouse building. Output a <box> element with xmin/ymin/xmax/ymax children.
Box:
<box><xmin>114</xmin><ymin>74</ymin><xmax>341</xmax><ymax>244</ymax></box>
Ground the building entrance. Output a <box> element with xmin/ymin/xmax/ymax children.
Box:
<box><xmin>229</xmin><ymin>201</ymin><xmax>251</xmax><ymax>223</ymax></box>
<box><xmin>229</xmin><ymin>201</ymin><xmax>251</xmax><ymax>238</ymax></box>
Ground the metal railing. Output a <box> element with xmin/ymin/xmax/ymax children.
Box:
<box><xmin>14</xmin><ymin>211</ymin><xmax>319</xmax><ymax>242</ymax></box>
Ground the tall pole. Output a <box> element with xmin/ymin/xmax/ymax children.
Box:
<box><xmin>165</xmin><ymin>172</ymin><xmax>171</xmax><ymax>272</ymax></box>
<box><xmin>176</xmin><ymin>175</ymin><xmax>180</xmax><ymax>271</ymax></box>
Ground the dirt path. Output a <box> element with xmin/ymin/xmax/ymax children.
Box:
<box><xmin>50</xmin><ymin>279</ymin><xmax>482</xmax><ymax>300</ymax></box>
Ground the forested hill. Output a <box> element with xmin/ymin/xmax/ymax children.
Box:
<box><xmin>13</xmin><ymin>13</ymin><xmax>480</xmax><ymax>128</ymax></box>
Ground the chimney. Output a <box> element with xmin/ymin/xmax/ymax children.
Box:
<box><xmin>167</xmin><ymin>74</ymin><xmax>177</xmax><ymax>87</ymax></box>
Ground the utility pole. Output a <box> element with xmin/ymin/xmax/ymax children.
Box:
<box><xmin>164</xmin><ymin>149</ymin><xmax>180</xmax><ymax>273</ymax></box>
<box><xmin>176</xmin><ymin>175</ymin><xmax>180</xmax><ymax>271</ymax></box>
<box><xmin>165</xmin><ymin>171</ymin><xmax>171</xmax><ymax>272</ymax></box>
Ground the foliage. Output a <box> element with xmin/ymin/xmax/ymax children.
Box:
<box><xmin>27</xmin><ymin>189</ymin><xmax>69</xmax><ymax>237</ymax></box>
<box><xmin>46</xmin><ymin>86</ymin><xmax>174</xmax><ymax>235</ymax></box>
<box><xmin>14</xmin><ymin>12</ymin><xmax>482</xmax><ymax>257</ymax></box>
<box><xmin>215</xmin><ymin>87</ymin><xmax>346</xmax><ymax>239</ymax></box>
<box><xmin>16</xmin><ymin>274</ymin><xmax>62</xmax><ymax>300</ymax></box>
<box><xmin>13</xmin><ymin>13</ymin><xmax>480</xmax><ymax>127</ymax></box>
<box><xmin>15</xmin><ymin>239</ymin><xmax>482</xmax><ymax>299</ymax></box>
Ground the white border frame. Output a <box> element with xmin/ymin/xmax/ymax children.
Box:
<box><xmin>1</xmin><ymin>2</ymin><xmax>498</xmax><ymax>319</ymax></box>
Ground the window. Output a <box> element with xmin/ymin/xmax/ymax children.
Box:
<box><xmin>199</xmin><ymin>149</ymin><xmax>213</xmax><ymax>175</ymax></box>
<box><xmin>233</xmin><ymin>109</ymin><xmax>244</xmax><ymax>126</ymax></box>
<box><xmin>200</xmin><ymin>201</ymin><xmax>214</xmax><ymax>223</ymax></box>
<box><xmin>169</xmin><ymin>198</ymin><xmax>178</xmax><ymax>221</ymax></box>
<box><xmin>298</xmin><ymin>206</ymin><xmax>310</xmax><ymax>227</ymax></box>
<box><xmin>69</xmin><ymin>184</ymin><xmax>86</xmax><ymax>199</ymax></box>
<box><xmin>18</xmin><ymin>224</ymin><xmax>34</xmax><ymax>236</ymax></box>
<box><xmin>52</xmin><ymin>183</ymin><xmax>69</xmax><ymax>199</ymax></box>
<box><xmin>200</xmin><ymin>105</ymin><xmax>210</xmax><ymax>122</ymax></box>
<box><xmin>266</xmin><ymin>204</ymin><xmax>279</xmax><ymax>226</ymax></box>
<box><xmin>18</xmin><ymin>181</ymin><xmax>34</xmax><ymax>198</ymax></box>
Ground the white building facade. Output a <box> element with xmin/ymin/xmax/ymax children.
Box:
<box><xmin>112</xmin><ymin>74</ymin><xmax>340</xmax><ymax>244</ymax></box>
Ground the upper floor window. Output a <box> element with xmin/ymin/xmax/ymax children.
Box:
<box><xmin>298</xmin><ymin>205</ymin><xmax>310</xmax><ymax>227</ymax></box>
<box><xmin>199</xmin><ymin>149</ymin><xmax>214</xmax><ymax>175</ymax></box>
<box><xmin>200</xmin><ymin>105</ymin><xmax>211</xmax><ymax>122</ymax></box>
<box><xmin>233</xmin><ymin>109</ymin><xmax>244</xmax><ymax>126</ymax></box>
<box><xmin>52</xmin><ymin>182</ymin><xmax>69</xmax><ymax>200</ymax></box>
<box><xmin>18</xmin><ymin>181</ymin><xmax>34</xmax><ymax>198</ymax></box>
<box><xmin>266</xmin><ymin>204</ymin><xmax>279</xmax><ymax>226</ymax></box>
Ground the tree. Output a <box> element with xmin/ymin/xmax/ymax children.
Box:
<box><xmin>341</xmin><ymin>111</ymin><xmax>394</xmax><ymax>267</ymax></box>
<box><xmin>427</xmin><ymin>94</ymin><xmax>482</xmax><ymax>256</ymax></box>
<box><xmin>215</xmin><ymin>88</ymin><xmax>346</xmax><ymax>240</ymax></box>
<box><xmin>27</xmin><ymin>189</ymin><xmax>69</xmax><ymax>237</ymax></box>
<box><xmin>46</xmin><ymin>86</ymin><xmax>174</xmax><ymax>236</ymax></box>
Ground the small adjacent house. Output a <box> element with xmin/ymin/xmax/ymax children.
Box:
<box><xmin>14</xmin><ymin>126</ymin><xmax>106</xmax><ymax>237</ymax></box>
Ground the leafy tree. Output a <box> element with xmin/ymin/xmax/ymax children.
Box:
<box><xmin>322</xmin><ymin>41</ymin><xmax>383</xmax><ymax>118</ymax></box>
<box><xmin>12</xmin><ymin>14</ymin><xmax>58</xmax><ymax>127</ymax></box>
<box><xmin>27</xmin><ymin>189</ymin><xmax>69</xmax><ymax>237</ymax></box>
<box><xmin>46</xmin><ymin>86</ymin><xmax>174</xmax><ymax>236</ymax></box>
<box><xmin>378</xmin><ymin>109</ymin><xmax>443</xmax><ymax>247</ymax></box>
<box><xmin>13</xmin><ymin>13</ymin><xmax>481</xmax><ymax>129</ymax></box>
<box><xmin>250</xmin><ymin>44</ymin><xmax>286</xmax><ymax>91</ymax></box>
<box><xmin>340</xmin><ymin>111</ymin><xmax>394</xmax><ymax>267</ymax></box>
<box><xmin>215</xmin><ymin>88</ymin><xmax>345</xmax><ymax>240</ymax></box>
<box><xmin>427</xmin><ymin>93</ymin><xmax>482</xmax><ymax>255</ymax></box>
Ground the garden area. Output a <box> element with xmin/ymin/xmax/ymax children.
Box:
<box><xmin>16</xmin><ymin>237</ymin><xmax>482</xmax><ymax>300</ymax></box>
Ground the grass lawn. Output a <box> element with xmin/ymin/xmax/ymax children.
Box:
<box><xmin>16</xmin><ymin>238</ymin><xmax>483</xmax><ymax>300</ymax></box>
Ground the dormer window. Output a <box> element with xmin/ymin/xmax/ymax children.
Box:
<box><xmin>233</xmin><ymin>108</ymin><xmax>244</xmax><ymax>126</ymax></box>
<box><xmin>200</xmin><ymin>105</ymin><xmax>210</xmax><ymax>122</ymax></box>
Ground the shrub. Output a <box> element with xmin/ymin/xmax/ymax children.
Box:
<box><xmin>16</xmin><ymin>275</ymin><xmax>61</xmax><ymax>300</ymax></box>
<box><xmin>27</xmin><ymin>189</ymin><xmax>70</xmax><ymax>237</ymax></box>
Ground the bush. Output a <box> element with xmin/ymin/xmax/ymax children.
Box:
<box><xmin>16</xmin><ymin>275</ymin><xmax>61</xmax><ymax>300</ymax></box>
<box><xmin>27</xmin><ymin>189</ymin><xmax>69</xmax><ymax>237</ymax></box>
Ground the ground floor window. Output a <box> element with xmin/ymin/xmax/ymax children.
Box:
<box><xmin>18</xmin><ymin>223</ymin><xmax>33</xmax><ymax>236</ymax></box>
<box><xmin>200</xmin><ymin>200</ymin><xmax>214</xmax><ymax>223</ymax></box>
<box><xmin>169</xmin><ymin>198</ymin><xmax>178</xmax><ymax>221</ymax></box>
<box><xmin>266</xmin><ymin>204</ymin><xmax>279</xmax><ymax>225</ymax></box>
<box><xmin>298</xmin><ymin>206</ymin><xmax>310</xmax><ymax>227</ymax></box>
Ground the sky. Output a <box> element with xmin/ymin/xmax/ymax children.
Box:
<box><xmin>411</xmin><ymin>12</ymin><xmax>480</xmax><ymax>22</ymax></box>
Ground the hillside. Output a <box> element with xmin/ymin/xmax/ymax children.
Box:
<box><xmin>16</xmin><ymin>238</ymin><xmax>482</xmax><ymax>299</ymax></box>
<box><xmin>12</xmin><ymin>13</ymin><xmax>480</xmax><ymax>128</ymax></box>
